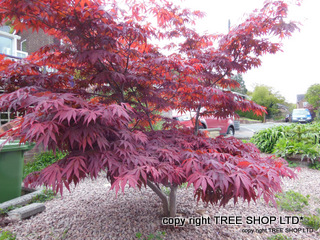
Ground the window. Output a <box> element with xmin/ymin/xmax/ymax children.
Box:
<box><xmin>0</xmin><ymin>30</ymin><xmax>27</xmax><ymax>58</ymax></box>
<box><xmin>0</xmin><ymin>35</ymin><xmax>13</xmax><ymax>55</ymax></box>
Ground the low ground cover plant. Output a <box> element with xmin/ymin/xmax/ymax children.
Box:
<box><xmin>0</xmin><ymin>206</ymin><xmax>22</xmax><ymax>217</ymax></box>
<box><xmin>286</xmin><ymin>160</ymin><xmax>298</xmax><ymax>168</ymax></box>
<box><xmin>267</xmin><ymin>234</ymin><xmax>293</xmax><ymax>240</ymax></box>
<box><xmin>0</xmin><ymin>229</ymin><xmax>16</xmax><ymax>240</ymax></box>
<box><xmin>302</xmin><ymin>214</ymin><xmax>320</xmax><ymax>230</ymax></box>
<box><xmin>31</xmin><ymin>189</ymin><xmax>56</xmax><ymax>203</ymax></box>
<box><xmin>22</xmin><ymin>151</ymin><xmax>60</xmax><ymax>202</ymax></box>
<box><xmin>135</xmin><ymin>231</ymin><xmax>166</xmax><ymax>240</ymax></box>
<box><xmin>275</xmin><ymin>190</ymin><xmax>309</xmax><ymax>212</ymax></box>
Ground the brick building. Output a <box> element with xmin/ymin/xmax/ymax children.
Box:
<box><xmin>297</xmin><ymin>94</ymin><xmax>308</xmax><ymax>109</ymax></box>
<box><xmin>17</xmin><ymin>28</ymin><xmax>56</xmax><ymax>54</ymax></box>
<box><xmin>1</xmin><ymin>25</ymin><xmax>56</xmax><ymax>57</ymax></box>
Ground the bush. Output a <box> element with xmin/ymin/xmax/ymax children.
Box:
<box><xmin>250</xmin><ymin>125</ymin><xmax>289</xmax><ymax>153</ymax></box>
<box><xmin>273</xmin><ymin>124</ymin><xmax>320</xmax><ymax>163</ymax></box>
<box><xmin>236</xmin><ymin>110</ymin><xmax>264</xmax><ymax>122</ymax></box>
<box><xmin>135</xmin><ymin>231</ymin><xmax>166</xmax><ymax>240</ymax></box>
<box><xmin>274</xmin><ymin>138</ymin><xmax>320</xmax><ymax>162</ymax></box>
<box><xmin>286</xmin><ymin>160</ymin><xmax>298</xmax><ymax>168</ymax></box>
<box><xmin>23</xmin><ymin>150</ymin><xmax>67</xmax><ymax>180</ymax></box>
<box><xmin>275</xmin><ymin>190</ymin><xmax>309</xmax><ymax>212</ymax></box>
<box><xmin>0</xmin><ymin>229</ymin><xmax>16</xmax><ymax>240</ymax></box>
<box><xmin>267</xmin><ymin>234</ymin><xmax>292</xmax><ymax>240</ymax></box>
<box><xmin>302</xmin><ymin>214</ymin><xmax>320</xmax><ymax>230</ymax></box>
<box><xmin>250</xmin><ymin>123</ymin><xmax>320</xmax><ymax>163</ymax></box>
<box><xmin>308</xmin><ymin>162</ymin><xmax>320</xmax><ymax>170</ymax></box>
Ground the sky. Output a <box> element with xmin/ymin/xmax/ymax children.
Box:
<box><xmin>172</xmin><ymin>0</ymin><xmax>320</xmax><ymax>104</ymax></box>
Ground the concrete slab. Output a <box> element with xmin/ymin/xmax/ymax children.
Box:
<box><xmin>0</xmin><ymin>188</ymin><xmax>43</xmax><ymax>210</ymax></box>
<box><xmin>8</xmin><ymin>203</ymin><xmax>45</xmax><ymax>220</ymax></box>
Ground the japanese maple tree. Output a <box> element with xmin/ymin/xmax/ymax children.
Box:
<box><xmin>0</xmin><ymin>0</ymin><xmax>299</xmax><ymax>217</ymax></box>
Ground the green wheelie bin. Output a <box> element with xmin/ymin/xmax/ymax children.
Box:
<box><xmin>0</xmin><ymin>140</ymin><xmax>34</xmax><ymax>203</ymax></box>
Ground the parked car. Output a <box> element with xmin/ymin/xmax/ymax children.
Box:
<box><xmin>285</xmin><ymin>114</ymin><xmax>291</xmax><ymax>122</ymax></box>
<box><xmin>172</xmin><ymin>110</ymin><xmax>235</xmax><ymax>136</ymax></box>
<box><xmin>291</xmin><ymin>108</ymin><xmax>312</xmax><ymax>123</ymax></box>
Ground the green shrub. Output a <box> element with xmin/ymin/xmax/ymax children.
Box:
<box><xmin>23</xmin><ymin>150</ymin><xmax>67</xmax><ymax>179</ymax></box>
<box><xmin>275</xmin><ymin>190</ymin><xmax>309</xmax><ymax>212</ymax></box>
<box><xmin>308</xmin><ymin>161</ymin><xmax>320</xmax><ymax>170</ymax></box>
<box><xmin>0</xmin><ymin>229</ymin><xmax>16</xmax><ymax>240</ymax></box>
<box><xmin>250</xmin><ymin>125</ymin><xmax>288</xmax><ymax>153</ymax></box>
<box><xmin>302</xmin><ymin>214</ymin><xmax>320</xmax><ymax>230</ymax></box>
<box><xmin>273</xmin><ymin>124</ymin><xmax>320</xmax><ymax>163</ymax></box>
<box><xmin>274</xmin><ymin>138</ymin><xmax>320</xmax><ymax>162</ymax></box>
<box><xmin>135</xmin><ymin>231</ymin><xmax>166</xmax><ymax>240</ymax></box>
<box><xmin>236</xmin><ymin>110</ymin><xmax>264</xmax><ymax>122</ymax></box>
<box><xmin>286</xmin><ymin>160</ymin><xmax>298</xmax><ymax>168</ymax></box>
<box><xmin>267</xmin><ymin>234</ymin><xmax>292</xmax><ymax>240</ymax></box>
<box><xmin>250</xmin><ymin>123</ymin><xmax>320</xmax><ymax>163</ymax></box>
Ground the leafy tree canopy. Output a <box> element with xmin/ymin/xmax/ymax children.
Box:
<box><xmin>0</xmin><ymin>0</ymin><xmax>299</xmax><ymax>217</ymax></box>
<box><xmin>305</xmin><ymin>84</ymin><xmax>320</xmax><ymax>110</ymax></box>
<box><xmin>231</xmin><ymin>74</ymin><xmax>248</xmax><ymax>95</ymax></box>
<box><xmin>250</xmin><ymin>84</ymin><xmax>286</xmax><ymax>118</ymax></box>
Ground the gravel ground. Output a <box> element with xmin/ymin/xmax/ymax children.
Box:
<box><xmin>2</xmin><ymin>166</ymin><xmax>320</xmax><ymax>240</ymax></box>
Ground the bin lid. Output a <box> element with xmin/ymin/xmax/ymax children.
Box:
<box><xmin>0</xmin><ymin>140</ymin><xmax>35</xmax><ymax>153</ymax></box>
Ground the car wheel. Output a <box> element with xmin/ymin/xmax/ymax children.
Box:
<box><xmin>227</xmin><ymin>126</ymin><xmax>234</xmax><ymax>136</ymax></box>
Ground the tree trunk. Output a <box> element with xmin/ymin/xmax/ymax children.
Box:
<box><xmin>194</xmin><ymin>105</ymin><xmax>202</xmax><ymax>136</ymax></box>
<box><xmin>147</xmin><ymin>180</ymin><xmax>169</xmax><ymax>216</ymax></box>
<box><xmin>169</xmin><ymin>184</ymin><xmax>178</xmax><ymax>217</ymax></box>
<box><xmin>147</xmin><ymin>180</ymin><xmax>179</xmax><ymax>217</ymax></box>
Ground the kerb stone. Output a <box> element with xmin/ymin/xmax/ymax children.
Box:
<box><xmin>8</xmin><ymin>203</ymin><xmax>45</xmax><ymax>220</ymax></box>
<box><xmin>0</xmin><ymin>188</ymin><xmax>43</xmax><ymax>210</ymax></box>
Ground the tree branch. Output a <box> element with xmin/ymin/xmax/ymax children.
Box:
<box><xmin>147</xmin><ymin>180</ymin><xmax>169</xmax><ymax>217</ymax></box>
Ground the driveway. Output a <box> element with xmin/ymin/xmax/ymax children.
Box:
<box><xmin>234</xmin><ymin>122</ymin><xmax>291</xmax><ymax>139</ymax></box>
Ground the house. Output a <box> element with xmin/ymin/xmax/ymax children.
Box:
<box><xmin>0</xmin><ymin>25</ymin><xmax>28</xmax><ymax>59</ymax></box>
<box><xmin>297</xmin><ymin>94</ymin><xmax>308</xmax><ymax>108</ymax></box>
<box><xmin>0</xmin><ymin>27</ymin><xmax>29</xmax><ymax>125</ymax></box>
<box><xmin>0</xmin><ymin>26</ymin><xmax>53</xmax><ymax>162</ymax></box>
<box><xmin>0</xmin><ymin>25</ymin><xmax>56</xmax><ymax>125</ymax></box>
<box><xmin>17</xmin><ymin>28</ymin><xmax>56</xmax><ymax>55</ymax></box>
<box><xmin>1</xmin><ymin>25</ymin><xmax>56</xmax><ymax>56</ymax></box>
